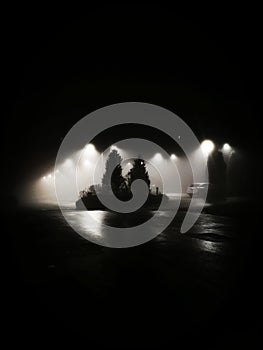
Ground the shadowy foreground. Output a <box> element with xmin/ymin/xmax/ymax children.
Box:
<box><xmin>4</xmin><ymin>198</ymin><xmax>262</xmax><ymax>348</ymax></box>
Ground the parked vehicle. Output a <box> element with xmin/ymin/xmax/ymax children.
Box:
<box><xmin>186</xmin><ymin>183</ymin><xmax>212</xmax><ymax>198</ymax></box>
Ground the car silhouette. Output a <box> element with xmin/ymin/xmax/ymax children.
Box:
<box><xmin>186</xmin><ymin>183</ymin><xmax>212</xmax><ymax>198</ymax></box>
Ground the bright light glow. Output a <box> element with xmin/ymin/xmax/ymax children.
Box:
<box><xmin>34</xmin><ymin>141</ymin><xmax>192</xmax><ymax>206</ymax></box>
<box><xmin>223</xmin><ymin>143</ymin><xmax>231</xmax><ymax>152</ymax></box>
<box><xmin>83</xmin><ymin>144</ymin><xmax>96</xmax><ymax>158</ymax></box>
<box><xmin>201</xmin><ymin>140</ymin><xmax>215</xmax><ymax>156</ymax></box>
<box><xmin>153</xmin><ymin>153</ymin><xmax>162</xmax><ymax>162</ymax></box>
<box><xmin>85</xmin><ymin>143</ymin><xmax>95</xmax><ymax>152</ymax></box>
<box><xmin>64</xmin><ymin>158</ymin><xmax>72</xmax><ymax>167</ymax></box>
<box><xmin>111</xmin><ymin>145</ymin><xmax>118</xmax><ymax>151</ymax></box>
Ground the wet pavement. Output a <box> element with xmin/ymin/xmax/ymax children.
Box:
<box><xmin>4</xmin><ymin>200</ymin><xmax>262</xmax><ymax>348</ymax></box>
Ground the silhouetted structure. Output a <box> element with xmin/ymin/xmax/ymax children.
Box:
<box><xmin>76</xmin><ymin>154</ymin><xmax>166</xmax><ymax>210</ymax></box>
<box><xmin>208</xmin><ymin>150</ymin><xmax>227</xmax><ymax>199</ymax></box>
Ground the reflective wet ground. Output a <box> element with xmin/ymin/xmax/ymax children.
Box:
<box><xmin>5</xmin><ymin>200</ymin><xmax>262</xmax><ymax>348</ymax></box>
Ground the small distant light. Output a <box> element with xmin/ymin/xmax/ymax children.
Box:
<box><xmin>223</xmin><ymin>143</ymin><xmax>231</xmax><ymax>152</ymax></box>
<box><xmin>48</xmin><ymin>174</ymin><xmax>52</xmax><ymax>178</ymax></box>
<box><xmin>128</xmin><ymin>162</ymin><xmax>131</xmax><ymax>166</ymax></box>
<box><xmin>141</xmin><ymin>161</ymin><xmax>143</xmax><ymax>165</ymax></box>
<box><xmin>153</xmin><ymin>153</ymin><xmax>162</xmax><ymax>162</ymax></box>
<box><xmin>43</xmin><ymin>176</ymin><xmax>46</xmax><ymax>180</ymax></box>
<box><xmin>170</xmin><ymin>154</ymin><xmax>177</xmax><ymax>160</ymax></box>
<box><xmin>64</xmin><ymin>158</ymin><xmax>72</xmax><ymax>166</ymax></box>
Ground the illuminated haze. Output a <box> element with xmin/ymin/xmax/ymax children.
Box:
<box><xmin>24</xmin><ymin>141</ymin><xmax>207</xmax><ymax>207</ymax></box>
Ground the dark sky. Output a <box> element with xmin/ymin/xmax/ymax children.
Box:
<box><xmin>2</xmin><ymin>4</ymin><xmax>262</xmax><ymax>194</ymax></box>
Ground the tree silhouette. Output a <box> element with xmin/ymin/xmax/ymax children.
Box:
<box><xmin>127</xmin><ymin>158</ymin><xmax>150</xmax><ymax>191</ymax></box>
<box><xmin>102</xmin><ymin>149</ymin><xmax>126</xmax><ymax>195</ymax></box>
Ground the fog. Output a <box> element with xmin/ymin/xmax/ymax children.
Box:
<box><xmin>25</xmin><ymin>139</ymin><xmax>214</xmax><ymax>207</ymax></box>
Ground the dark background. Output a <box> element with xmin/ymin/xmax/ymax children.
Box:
<box><xmin>2</xmin><ymin>3</ymin><xmax>262</xmax><ymax>196</ymax></box>
<box><xmin>2</xmin><ymin>3</ymin><xmax>263</xmax><ymax>348</ymax></box>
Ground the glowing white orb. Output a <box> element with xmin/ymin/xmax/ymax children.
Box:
<box><xmin>153</xmin><ymin>153</ymin><xmax>162</xmax><ymax>162</ymax></box>
<box><xmin>170</xmin><ymin>154</ymin><xmax>177</xmax><ymax>160</ymax></box>
<box><xmin>64</xmin><ymin>158</ymin><xmax>72</xmax><ymax>167</ymax></box>
<box><xmin>201</xmin><ymin>140</ymin><xmax>215</xmax><ymax>155</ymax></box>
<box><xmin>110</xmin><ymin>145</ymin><xmax>118</xmax><ymax>151</ymax></box>
<box><xmin>85</xmin><ymin>143</ymin><xmax>95</xmax><ymax>152</ymax></box>
<box><xmin>223</xmin><ymin>143</ymin><xmax>231</xmax><ymax>152</ymax></box>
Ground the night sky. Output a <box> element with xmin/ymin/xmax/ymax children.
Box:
<box><xmin>3</xmin><ymin>4</ymin><xmax>262</xmax><ymax>197</ymax></box>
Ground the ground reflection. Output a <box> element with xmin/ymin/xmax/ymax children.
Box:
<box><xmin>62</xmin><ymin>207</ymin><xmax>236</xmax><ymax>248</ymax></box>
<box><xmin>63</xmin><ymin>211</ymin><xmax>105</xmax><ymax>241</ymax></box>
<box><xmin>63</xmin><ymin>210</ymin><xmax>156</xmax><ymax>244</ymax></box>
<box><xmin>197</xmin><ymin>239</ymin><xmax>222</xmax><ymax>254</ymax></box>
